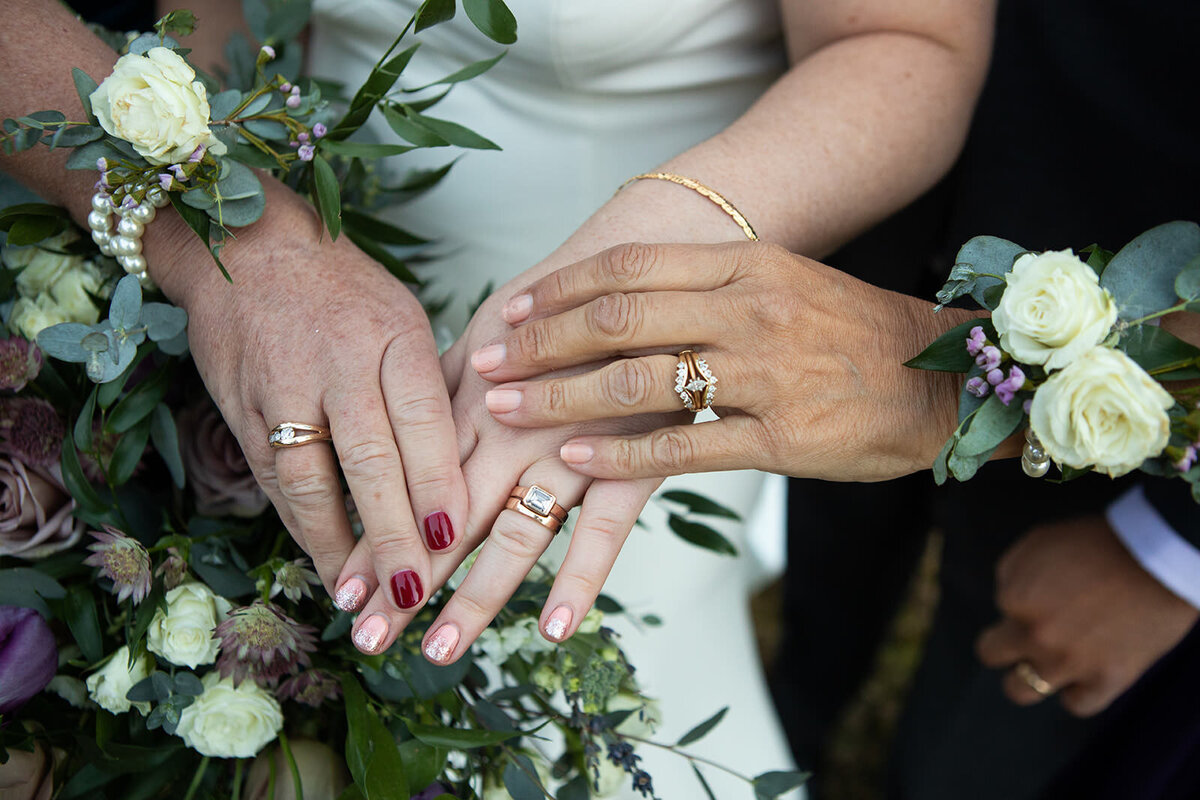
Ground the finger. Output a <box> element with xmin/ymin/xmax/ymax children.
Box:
<box><xmin>473</xmin><ymin>290</ymin><xmax>721</xmax><ymax>381</ymax></box>
<box><xmin>382</xmin><ymin>335</ymin><xmax>468</xmax><ymax>555</ymax></box>
<box><xmin>1002</xmin><ymin>662</ymin><xmax>1071</xmax><ymax>707</ymax></box>
<box><xmin>422</xmin><ymin>461</ymin><xmax>588</xmax><ymax>665</ymax></box>
<box><xmin>557</xmin><ymin>417</ymin><xmax>762</xmax><ymax>480</ymax></box>
<box><xmin>499</xmin><ymin>242</ymin><xmax>746</xmax><ymax>325</ymax></box>
<box><xmin>539</xmin><ymin>477</ymin><xmax>660</xmax><ymax>642</ymax></box>
<box><xmin>1058</xmin><ymin>682</ymin><xmax>1118</xmax><ymax>718</ymax></box>
<box><xmin>976</xmin><ymin>618</ymin><xmax>1028</xmax><ymax>668</ymax></box>
<box><xmin>486</xmin><ymin>354</ymin><xmax>748</xmax><ymax>427</ymax></box>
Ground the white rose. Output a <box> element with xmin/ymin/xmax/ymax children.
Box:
<box><xmin>90</xmin><ymin>47</ymin><xmax>227</xmax><ymax>165</ymax></box>
<box><xmin>993</xmin><ymin>249</ymin><xmax>1118</xmax><ymax>370</ymax></box>
<box><xmin>1030</xmin><ymin>346</ymin><xmax>1175</xmax><ymax>477</ymax></box>
<box><xmin>48</xmin><ymin>262</ymin><xmax>106</xmax><ymax>324</ymax></box>
<box><xmin>175</xmin><ymin>672</ymin><xmax>283</xmax><ymax>758</ymax></box>
<box><xmin>86</xmin><ymin>645</ymin><xmax>154</xmax><ymax>715</ymax></box>
<box><xmin>9</xmin><ymin>296</ymin><xmax>71</xmax><ymax>341</ymax></box>
<box><xmin>8</xmin><ymin>234</ymin><xmax>82</xmax><ymax>294</ymax></box>
<box><xmin>147</xmin><ymin>582</ymin><xmax>232</xmax><ymax>668</ymax></box>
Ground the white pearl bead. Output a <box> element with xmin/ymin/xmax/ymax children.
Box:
<box><xmin>114</xmin><ymin>235</ymin><xmax>143</xmax><ymax>257</ymax></box>
<box><xmin>137</xmin><ymin>273</ymin><xmax>156</xmax><ymax>290</ymax></box>
<box><xmin>147</xmin><ymin>187</ymin><xmax>169</xmax><ymax>208</ymax></box>
<box><xmin>91</xmin><ymin>193</ymin><xmax>111</xmax><ymax>213</ymax></box>
<box><xmin>118</xmin><ymin>254</ymin><xmax>147</xmax><ymax>274</ymax></box>
<box><xmin>91</xmin><ymin>230</ymin><xmax>111</xmax><ymax>247</ymax></box>
<box><xmin>99</xmin><ymin>242</ymin><xmax>116</xmax><ymax>257</ymax></box>
<box><xmin>1021</xmin><ymin>453</ymin><xmax>1050</xmax><ymax>478</ymax></box>
<box><xmin>131</xmin><ymin>203</ymin><xmax>156</xmax><ymax>224</ymax></box>
<box><xmin>117</xmin><ymin>217</ymin><xmax>144</xmax><ymax>238</ymax></box>
<box><xmin>133</xmin><ymin>182</ymin><xmax>147</xmax><ymax>194</ymax></box>
<box><xmin>87</xmin><ymin>210</ymin><xmax>111</xmax><ymax>231</ymax></box>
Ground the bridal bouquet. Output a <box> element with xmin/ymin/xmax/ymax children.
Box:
<box><xmin>0</xmin><ymin>2</ymin><xmax>807</xmax><ymax>799</ymax></box>
<box><xmin>909</xmin><ymin>221</ymin><xmax>1200</xmax><ymax>500</ymax></box>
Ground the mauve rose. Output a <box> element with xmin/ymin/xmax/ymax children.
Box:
<box><xmin>177</xmin><ymin>401</ymin><xmax>268</xmax><ymax>518</ymax></box>
<box><xmin>0</xmin><ymin>456</ymin><xmax>83</xmax><ymax>559</ymax></box>
<box><xmin>0</xmin><ymin>740</ymin><xmax>57</xmax><ymax>800</ymax></box>
<box><xmin>0</xmin><ymin>606</ymin><xmax>57</xmax><ymax>714</ymax></box>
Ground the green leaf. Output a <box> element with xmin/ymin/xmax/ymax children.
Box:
<box><xmin>263</xmin><ymin>0</ymin><xmax>313</xmax><ymax>43</ymax></box>
<box><xmin>951</xmin><ymin>235</ymin><xmax>1026</xmax><ymax>307</ymax></box>
<box><xmin>1102</xmin><ymin>221</ymin><xmax>1200</xmax><ymax>319</ymax></box>
<box><xmin>318</xmin><ymin>140</ymin><xmax>417</xmax><ymax>159</ymax></box>
<box><xmin>6</xmin><ymin>215</ymin><xmax>66</xmax><ymax>246</ymax></box>
<box><xmin>1121</xmin><ymin>324</ymin><xmax>1200</xmax><ymax>380</ymax></box>
<box><xmin>343</xmin><ymin>209</ymin><xmax>428</xmax><ymax>245</ymax></box>
<box><xmin>72</xmin><ymin>68</ymin><xmax>100</xmax><ymax>126</ymax></box>
<box><xmin>903</xmin><ymin>318</ymin><xmax>990</xmax><ymax>372</ymax></box>
<box><xmin>406</xmin><ymin>109</ymin><xmax>500</xmax><ymax>150</ymax></box>
<box><xmin>0</xmin><ymin>568</ymin><xmax>66</xmax><ymax>617</ymax></box>
<box><xmin>74</xmin><ymin>387</ymin><xmax>98</xmax><ymax>452</ymax></box>
<box><xmin>931</xmin><ymin>432</ymin><xmax>954</xmax><ymax>485</ymax></box>
<box><xmin>347</xmin><ymin>231</ymin><xmax>421</xmax><ymax>284</ymax></box>
<box><xmin>594</xmin><ymin>593</ymin><xmax>623</xmax><ymax>613</ymax></box>
<box><xmin>658</xmin><ymin>489</ymin><xmax>741</xmax><ymax>520</ymax></box>
<box><xmin>407</xmin><ymin>52</ymin><xmax>506</xmax><ymax>92</ymax></box>
<box><xmin>382</xmin><ymin>104</ymin><xmax>449</xmax><ymax>147</ymax></box>
<box><xmin>108</xmin><ymin>417</ymin><xmax>152</xmax><ymax>486</ymax></box>
<box><xmin>463</xmin><ymin>0</ymin><xmax>518</xmax><ymax>44</ymax></box>
<box><xmin>60</xmin><ymin>438</ymin><xmax>107</xmax><ymax>514</ymax></box>
<box><xmin>0</xmin><ymin>202</ymin><xmax>71</xmax><ymax>229</ymax></box>
<box><xmin>753</xmin><ymin>769</ymin><xmax>811</xmax><ymax>800</ymax></box>
<box><xmin>241</xmin><ymin>117</ymin><xmax>289</xmax><ymax>141</ymax></box>
<box><xmin>108</xmin><ymin>275</ymin><xmax>143</xmax><ymax>331</ymax></box>
<box><xmin>404</xmin><ymin>720</ymin><xmax>523</xmax><ymax>749</ymax></box>
<box><xmin>414</xmin><ymin>0</ymin><xmax>456</xmax><ymax>31</ymax></box>
<box><xmin>48</xmin><ymin>125</ymin><xmax>104</xmax><ymax>149</ymax></box>
<box><xmin>398</xmin><ymin>739</ymin><xmax>446</xmax><ymax>794</ymax></box>
<box><xmin>559</xmin><ymin>776</ymin><xmax>590</xmax><ymax>800</ymax></box>
<box><xmin>64</xmin><ymin>585</ymin><xmax>103</xmax><ymax>664</ymax></box>
<box><xmin>954</xmin><ymin>393</ymin><xmax>1024</xmax><ymax>457</ymax></box>
<box><xmin>677</xmin><ymin>706</ymin><xmax>728</xmax><ymax>746</ymax></box>
<box><xmin>141</xmin><ymin>303</ymin><xmax>188</xmax><ymax>342</ymax></box>
<box><xmin>65</xmin><ymin>138</ymin><xmax>124</xmax><ymax>170</ymax></box>
<box><xmin>1174</xmin><ymin>254</ymin><xmax>1200</xmax><ymax>303</ymax></box>
<box><xmin>107</xmin><ymin>367</ymin><xmax>170</xmax><ymax>433</ymax></box>
<box><xmin>331</xmin><ymin>43</ymin><xmax>421</xmax><ymax>140</ymax></box>
<box><xmin>666</xmin><ymin>515</ymin><xmax>738</xmax><ymax>556</ymax></box>
<box><xmin>1080</xmin><ymin>243</ymin><xmax>1115</xmax><ymax>278</ymax></box>
<box><xmin>169</xmin><ymin>194</ymin><xmax>231</xmax><ymax>282</ymax></box>
<box><xmin>311</xmin><ymin>156</ymin><xmax>343</xmax><ymax>240</ymax></box>
<box><xmin>150</xmin><ymin>404</ymin><xmax>185</xmax><ymax>489</ymax></box>
<box><xmin>502</xmin><ymin>754</ymin><xmax>544</xmax><ymax>800</ymax></box>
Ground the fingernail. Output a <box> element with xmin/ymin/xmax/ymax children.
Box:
<box><xmin>502</xmin><ymin>294</ymin><xmax>533</xmax><ymax>323</ymax></box>
<box><xmin>560</xmin><ymin>442</ymin><xmax>594</xmax><ymax>464</ymax></box>
<box><xmin>334</xmin><ymin>576</ymin><xmax>368</xmax><ymax>612</ymax></box>
<box><xmin>471</xmin><ymin>344</ymin><xmax>505</xmax><ymax>373</ymax></box>
<box><xmin>424</xmin><ymin>511</ymin><xmax>454</xmax><ymax>551</ymax></box>
<box><xmin>424</xmin><ymin>623</ymin><xmax>460</xmax><ymax>663</ymax></box>
<box><xmin>353</xmin><ymin>614</ymin><xmax>388</xmax><ymax>653</ymax></box>
<box><xmin>390</xmin><ymin>569</ymin><xmax>424</xmax><ymax>609</ymax></box>
<box><xmin>545</xmin><ymin>605</ymin><xmax>573</xmax><ymax>641</ymax></box>
<box><xmin>485</xmin><ymin>389</ymin><xmax>523</xmax><ymax>414</ymax></box>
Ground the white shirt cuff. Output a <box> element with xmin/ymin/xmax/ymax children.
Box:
<box><xmin>1107</xmin><ymin>484</ymin><xmax>1200</xmax><ymax>611</ymax></box>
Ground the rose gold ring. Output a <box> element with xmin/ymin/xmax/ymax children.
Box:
<box><xmin>1014</xmin><ymin>661</ymin><xmax>1055</xmax><ymax>697</ymax></box>
<box><xmin>268</xmin><ymin>422</ymin><xmax>332</xmax><ymax>449</ymax></box>
<box><xmin>505</xmin><ymin>484</ymin><xmax>569</xmax><ymax>533</ymax></box>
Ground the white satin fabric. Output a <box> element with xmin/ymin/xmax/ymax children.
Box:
<box><xmin>310</xmin><ymin>3</ymin><xmax>800</xmax><ymax>796</ymax></box>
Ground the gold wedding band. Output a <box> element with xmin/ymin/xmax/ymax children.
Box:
<box><xmin>1014</xmin><ymin>661</ymin><xmax>1055</xmax><ymax>697</ymax></box>
<box><xmin>505</xmin><ymin>484</ymin><xmax>569</xmax><ymax>533</ymax></box>
<box><xmin>268</xmin><ymin>422</ymin><xmax>332</xmax><ymax>449</ymax></box>
<box><xmin>674</xmin><ymin>350</ymin><xmax>717</xmax><ymax>412</ymax></box>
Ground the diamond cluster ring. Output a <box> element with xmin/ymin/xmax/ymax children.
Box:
<box><xmin>675</xmin><ymin>349</ymin><xmax>717</xmax><ymax>412</ymax></box>
<box><xmin>268</xmin><ymin>422</ymin><xmax>332</xmax><ymax>449</ymax></box>
<box><xmin>505</xmin><ymin>484</ymin><xmax>569</xmax><ymax>533</ymax></box>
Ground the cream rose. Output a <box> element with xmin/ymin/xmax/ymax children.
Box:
<box><xmin>9</xmin><ymin>297</ymin><xmax>71</xmax><ymax>342</ymax></box>
<box><xmin>1030</xmin><ymin>346</ymin><xmax>1175</xmax><ymax>477</ymax></box>
<box><xmin>90</xmin><ymin>47</ymin><xmax>226</xmax><ymax>165</ymax></box>
<box><xmin>175</xmin><ymin>672</ymin><xmax>283</xmax><ymax>758</ymax></box>
<box><xmin>7</xmin><ymin>234</ymin><xmax>81</xmax><ymax>295</ymax></box>
<box><xmin>243</xmin><ymin>739</ymin><xmax>350</xmax><ymax>799</ymax></box>
<box><xmin>46</xmin><ymin>262</ymin><xmax>107</xmax><ymax>324</ymax></box>
<box><xmin>86</xmin><ymin>645</ymin><xmax>154</xmax><ymax>715</ymax></box>
<box><xmin>993</xmin><ymin>249</ymin><xmax>1118</xmax><ymax>370</ymax></box>
<box><xmin>146</xmin><ymin>582</ymin><xmax>232</xmax><ymax>668</ymax></box>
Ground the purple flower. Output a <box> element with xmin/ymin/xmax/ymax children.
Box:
<box><xmin>0</xmin><ymin>337</ymin><xmax>41</xmax><ymax>392</ymax></box>
<box><xmin>986</xmin><ymin>368</ymin><xmax>1005</xmax><ymax>386</ymax></box>
<box><xmin>410</xmin><ymin>784</ymin><xmax>450</xmax><ymax>800</ymax></box>
<box><xmin>157</xmin><ymin>546</ymin><xmax>189</xmax><ymax>589</ymax></box>
<box><xmin>277</xmin><ymin>669</ymin><xmax>341</xmax><ymax>707</ymax></box>
<box><xmin>0</xmin><ymin>605</ymin><xmax>56</xmax><ymax>713</ymax></box>
<box><xmin>177</xmin><ymin>400</ymin><xmax>269</xmax><ymax>518</ymax></box>
<box><xmin>1023</xmin><ymin>398</ymin><xmax>1034</xmax><ymax>414</ymax></box>
<box><xmin>965</xmin><ymin>325</ymin><xmax>986</xmax><ymax>357</ymax></box>
<box><xmin>83</xmin><ymin>526</ymin><xmax>152</xmax><ymax>605</ymax></box>
<box><xmin>1</xmin><ymin>397</ymin><xmax>63</xmax><ymax>467</ymax></box>
<box><xmin>286</xmin><ymin>94</ymin><xmax>302</xmax><ymax>109</ymax></box>
<box><xmin>188</xmin><ymin>144</ymin><xmax>206</xmax><ymax>163</ymax></box>
<box><xmin>259</xmin><ymin>45</ymin><xmax>276</xmax><ymax>60</ymax></box>
<box><xmin>279</xmin><ymin>82</ymin><xmax>292</xmax><ymax>93</ymax></box>
<box><xmin>965</xmin><ymin>376</ymin><xmax>989</xmax><ymax>398</ymax></box>
<box><xmin>1176</xmin><ymin>445</ymin><xmax>1198</xmax><ymax>473</ymax></box>
<box><xmin>312</xmin><ymin>123</ymin><xmax>327</xmax><ymax>139</ymax></box>
<box><xmin>169</xmin><ymin>164</ymin><xmax>187</xmax><ymax>181</ymax></box>
<box><xmin>0</xmin><ymin>455</ymin><xmax>82</xmax><ymax>560</ymax></box>
<box><xmin>297</xmin><ymin>144</ymin><xmax>315</xmax><ymax>161</ymax></box>
<box><xmin>214</xmin><ymin>601</ymin><xmax>318</xmax><ymax>687</ymax></box>
<box><xmin>975</xmin><ymin>345</ymin><xmax>1002</xmax><ymax>372</ymax></box>
<box><xmin>297</xmin><ymin>132</ymin><xmax>309</xmax><ymax>144</ymax></box>
<box><xmin>995</xmin><ymin>365</ymin><xmax>1027</xmax><ymax>407</ymax></box>
<box><xmin>120</xmin><ymin>195</ymin><xmax>137</xmax><ymax>211</ymax></box>
<box><xmin>95</xmin><ymin>157</ymin><xmax>109</xmax><ymax>171</ymax></box>
<box><xmin>158</xmin><ymin>173</ymin><xmax>174</xmax><ymax>192</ymax></box>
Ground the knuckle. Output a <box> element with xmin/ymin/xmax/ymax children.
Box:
<box><xmin>492</xmin><ymin>520</ymin><xmax>550</xmax><ymax>561</ymax></box>
<box><xmin>588</xmin><ymin>292</ymin><xmax>641</xmax><ymax>341</ymax></box>
<box><xmin>604</xmin><ymin>242</ymin><xmax>660</xmax><ymax>286</ymax></box>
<box><xmin>338</xmin><ymin>437</ymin><xmax>398</xmax><ymax>476</ymax></box>
<box><xmin>543</xmin><ymin>379</ymin><xmax>569</xmax><ymax>413</ymax></box>
<box><xmin>276</xmin><ymin>464</ymin><xmax>335</xmax><ymax>509</ymax></box>
<box><xmin>390</xmin><ymin>392</ymin><xmax>446</xmax><ymax>427</ymax></box>
<box><xmin>403</xmin><ymin>470</ymin><xmax>455</xmax><ymax>503</ymax></box>
<box><xmin>369</xmin><ymin>530</ymin><xmax>423</xmax><ymax>561</ymax></box>
<box><xmin>449</xmin><ymin>589</ymin><xmax>493</xmax><ymax>624</ymax></box>
<box><xmin>516</xmin><ymin>322</ymin><xmax>553</xmax><ymax>365</ymax></box>
<box><xmin>1025</xmin><ymin>623</ymin><xmax>1058</xmax><ymax>653</ymax></box>
<box><xmin>603</xmin><ymin>359</ymin><xmax>653</xmax><ymax>409</ymax></box>
<box><xmin>649</xmin><ymin>429</ymin><xmax>695</xmax><ymax>472</ymax></box>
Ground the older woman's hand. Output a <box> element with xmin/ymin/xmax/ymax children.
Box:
<box><xmin>473</xmin><ymin>241</ymin><xmax>976</xmax><ymax>483</ymax></box>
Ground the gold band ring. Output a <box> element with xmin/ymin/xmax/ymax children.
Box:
<box><xmin>505</xmin><ymin>484</ymin><xmax>569</xmax><ymax>533</ymax></box>
<box><xmin>268</xmin><ymin>422</ymin><xmax>332</xmax><ymax>449</ymax></box>
<box><xmin>1014</xmin><ymin>661</ymin><xmax>1055</xmax><ymax>697</ymax></box>
<box><xmin>674</xmin><ymin>350</ymin><xmax>717</xmax><ymax>413</ymax></box>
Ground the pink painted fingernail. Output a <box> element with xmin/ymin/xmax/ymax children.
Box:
<box><xmin>560</xmin><ymin>442</ymin><xmax>594</xmax><ymax>464</ymax></box>
<box><xmin>334</xmin><ymin>576</ymin><xmax>368</xmax><ymax>612</ymax></box>
<box><xmin>502</xmin><ymin>294</ymin><xmax>533</xmax><ymax>323</ymax></box>
<box><xmin>424</xmin><ymin>623</ymin><xmax>460</xmax><ymax>663</ymax></box>
<box><xmin>352</xmin><ymin>614</ymin><xmax>388</xmax><ymax>653</ymax></box>
<box><xmin>545</xmin><ymin>605</ymin><xmax>573</xmax><ymax>641</ymax></box>
<box><xmin>471</xmin><ymin>344</ymin><xmax>505</xmax><ymax>373</ymax></box>
<box><xmin>486</xmin><ymin>389</ymin><xmax>523</xmax><ymax>414</ymax></box>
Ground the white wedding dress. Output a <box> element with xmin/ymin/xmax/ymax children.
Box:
<box><xmin>310</xmin><ymin>3</ymin><xmax>800</xmax><ymax>797</ymax></box>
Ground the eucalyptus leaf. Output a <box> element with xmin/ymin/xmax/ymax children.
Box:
<box><xmin>141</xmin><ymin>303</ymin><xmax>188</xmax><ymax>342</ymax></box>
<box><xmin>126</xmin><ymin>675</ymin><xmax>159</xmax><ymax>703</ymax></box>
<box><xmin>169</xmin><ymin>194</ymin><xmax>231</xmax><ymax>281</ymax></box>
<box><xmin>463</xmin><ymin>0</ymin><xmax>518</xmax><ymax>44</ymax></box>
<box><xmin>16</xmin><ymin>111</ymin><xmax>66</xmax><ymax>128</ymax></box>
<box><xmin>950</xmin><ymin>235</ymin><xmax>1026</xmax><ymax>308</ymax></box>
<box><xmin>241</xmin><ymin>117</ymin><xmax>289</xmax><ymax>141</ymax></box>
<box><xmin>181</xmin><ymin>187</ymin><xmax>215</xmax><ymax>210</ymax></box>
<box><xmin>72</xmin><ymin>69</ymin><xmax>100</xmax><ymax>125</ymax></box>
<box><xmin>108</xmin><ymin>275</ymin><xmax>143</xmax><ymax>331</ymax></box>
<box><xmin>1174</xmin><ymin>255</ymin><xmax>1200</xmax><ymax>303</ymax></box>
<box><xmin>677</xmin><ymin>706</ymin><xmax>728</xmax><ymax>746</ymax></box>
<box><xmin>127</xmin><ymin>33</ymin><xmax>167</xmax><ymax>55</ymax></box>
<box><xmin>48</xmin><ymin>125</ymin><xmax>104</xmax><ymax>149</ymax></box>
<box><xmin>666</xmin><ymin>515</ymin><xmax>738</xmax><ymax>556</ymax></box>
<box><xmin>81</xmin><ymin>332</ymin><xmax>110</xmax><ymax>353</ymax></box>
<box><xmin>954</xmin><ymin>393</ymin><xmax>1024</xmax><ymax>457</ymax></box>
<box><xmin>753</xmin><ymin>770</ymin><xmax>811</xmax><ymax>800</ymax></box>
<box><xmin>172</xmin><ymin>671</ymin><xmax>204</xmax><ymax>696</ymax></box>
<box><xmin>502</xmin><ymin>754</ymin><xmax>544</xmax><ymax>800</ymax></box>
<box><xmin>262</xmin><ymin>0</ymin><xmax>313</xmax><ymax>43</ymax></box>
<box><xmin>1101</xmin><ymin>221</ymin><xmax>1200</xmax><ymax>320</ymax></box>
<box><xmin>209</xmin><ymin>89</ymin><xmax>243</xmax><ymax>121</ymax></box>
<box><xmin>215</xmin><ymin>160</ymin><xmax>264</xmax><ymax>201</ymax></box>
<box><xmin>1121</xmin><ymin>324</ymin><xmax>1200</xmax><ymax>380</ymax></box>
<box><xmin>157</xmin><ymin>327</ymin><xmax>190</xmax><ymax>355</ymax></box>
<box><xmin>214</xmin><ymin>192</ymin><xmax>266</xmax><ymax>227</ymax></box>
<box><xmin>36</xmin><ymin>322</ymin><xmax>94</xmax><ymax>363</ymax></box>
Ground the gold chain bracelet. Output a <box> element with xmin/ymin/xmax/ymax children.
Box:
<box><xmin>618</xmin><ymin>172</ymin><xmax>758</xmax><ymax>241</ymax></box>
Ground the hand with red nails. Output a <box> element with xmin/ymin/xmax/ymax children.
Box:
<box><xmin>475</xmin><ymin>240</ymin><xmax>991</xmax><ymax>483</ymax></box>
<box><xmin>976</xmin><ymin>517</ymin><xmax>1198</xmax><ymax>717</ymax></box>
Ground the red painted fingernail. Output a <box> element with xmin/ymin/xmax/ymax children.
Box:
<box><xmin>390</xmin><ymin>569</ymin><xmax>424</xmax><ymax>609</ymax></box>
<box><xmin>424</xmin><ymin>512</ymin><xmax>454</xmax><ymax>551</ymax></box>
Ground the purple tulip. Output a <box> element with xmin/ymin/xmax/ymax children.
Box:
<box><xmin>0</xmin><ymin>606</ymin><xmax>57</xmax><ymax>714</ymax></box>
<box><xmin>411</xmin><ymin>784</ymin><xmax>450</xmax><ymax>800</ymax></box>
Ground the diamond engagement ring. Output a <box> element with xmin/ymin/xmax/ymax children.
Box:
<box><xmin>1014</xmin><ymin>661</ymin><xmax>1055</xmax><ymax>697</ymax></box>
<box><xmin>268</xmin><ymin>422</ymin><xmax>332</xmax><ymax>449</ymax></box>
<box><xmin>675</xmin><ymin>349</ymin><xmax>717</xmax><ymax>412</ymax></box>
<box><xmin>505</xmin><ymin>484</ymin><xmax>570</xmax><ymax>533</ymax></box>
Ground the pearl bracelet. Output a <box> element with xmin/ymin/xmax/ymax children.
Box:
<box><xmin>87</xmin><ymin>186</ymin><xmax>170</xmax><ymax>288</ymax></box>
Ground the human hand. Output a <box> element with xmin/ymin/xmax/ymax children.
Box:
<box><xmin>976</xmin><ymin>516</ymin><xmax>1199</xmax><ymax>717</ymax></box>
<box><xmin>165</xmin><ymin>181</ymin><xmax>466</xmax><ymax>654</ymax></box>
<box><xmin>471</xmin><ymin>241</ymin><xmax>973</xmax><ymax>483</ymax></box>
